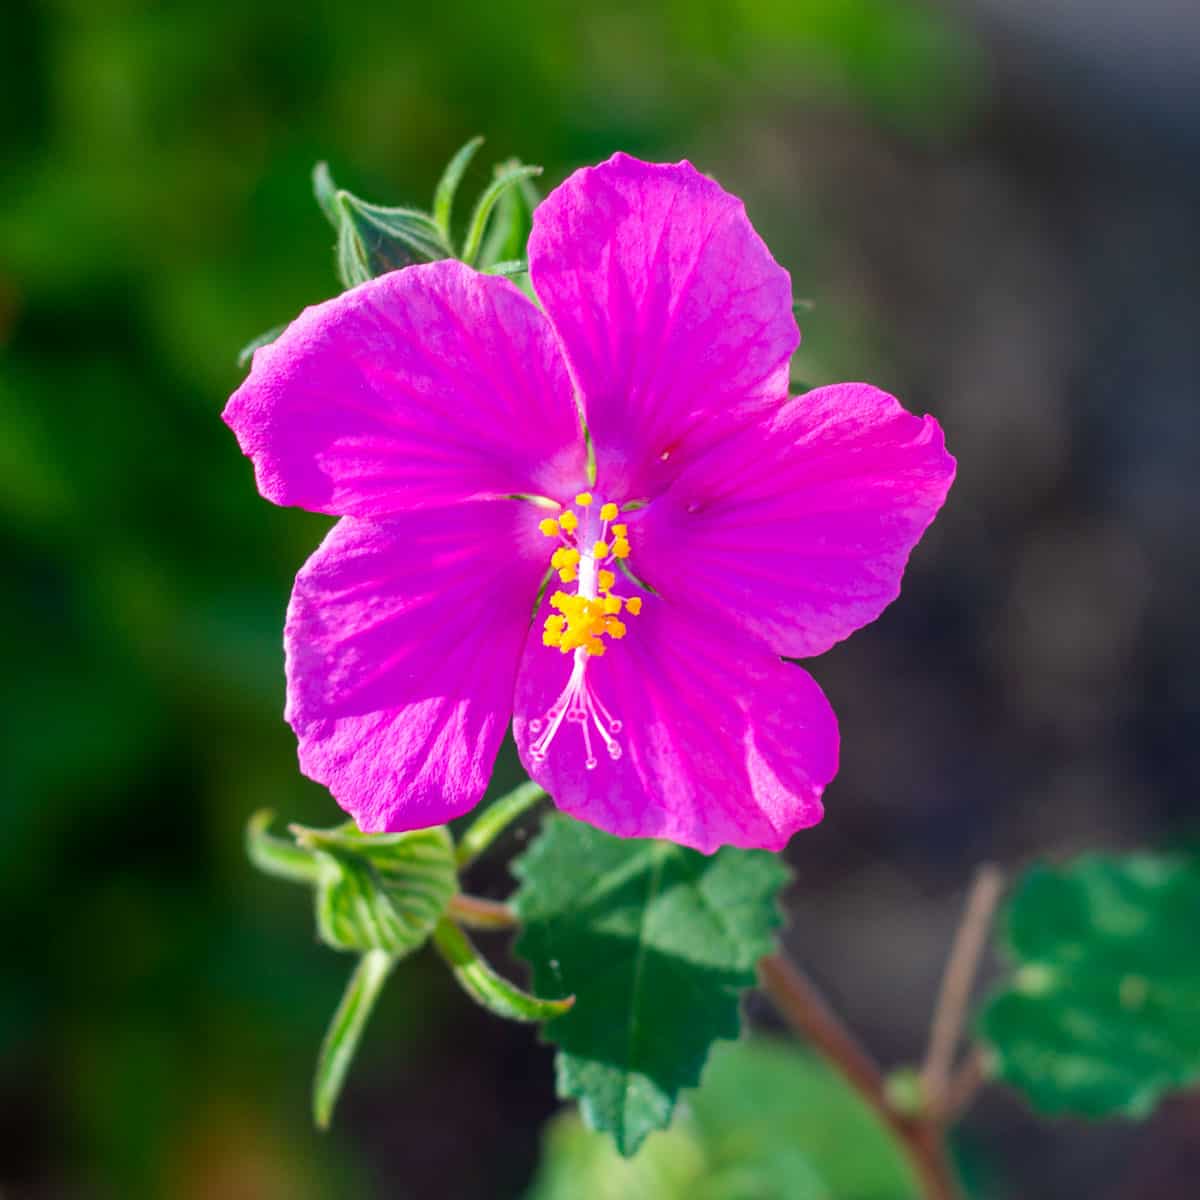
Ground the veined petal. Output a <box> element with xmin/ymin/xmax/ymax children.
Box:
<box><xmin>285</xmin><ymin>501</ymin><xmax>543</xmax><ymax>831</ymax></box>
<box><xmin>528</xmin><ymin>153</ymin><xmax>798</xmax><ymax>500</ymax></box>
<box><xmin>224</xmin><ymin>260</ymin><xmax>586</xmax><ymax>516</ymax></box>
<box><xmin>512</xmin><ymin>597</ymin><xmax>837</xmax><ymax>853</ymax></box>
<box><xmin>637</xmin><ymin>383</ymin><xmax>956</xmax><ymax>659</ymax></box>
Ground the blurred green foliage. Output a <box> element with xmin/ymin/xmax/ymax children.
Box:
<box><xmin>525</xmin><ymin>1039</ymin><xmax>918</xmax><ymax>1200</ymax></box>
<box><xmin>0</xmin><ymin>0</ymin><xmax>974</xmax><ymax>1194</ymax></box>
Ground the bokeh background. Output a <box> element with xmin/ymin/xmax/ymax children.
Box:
<box><xmin>3</xmin><ymin>1</ymin><xmax>1199</xmax><ymax>1196</ymax></box>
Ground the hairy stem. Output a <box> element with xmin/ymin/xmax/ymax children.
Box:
<box><xmin>758</xmin><ymin>953</ymin><xmax>966</xmax><ymax>1200</ymax></box>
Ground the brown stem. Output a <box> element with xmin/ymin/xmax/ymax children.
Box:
<box><xmin>759</xmin><ymin>953</ymin><xmax>966</xmax><ymax>1200</ymax></box>
<box><xmin>938</xmin><ymin>1045</ymin><xmax>989</xmax><ymax>1125</ymax></box>
<box><xmin>447</xmin><ymin>893</ymin><xmax>519</xmax><ymax>930</ymax></box>
<box><xmin>921</xmin><ymin>865</ymin><xmax>1005</xmax><ymax>1111</ymax></box>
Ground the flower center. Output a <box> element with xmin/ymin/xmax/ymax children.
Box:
<box><xmin>535</xmin><ymin>493</ymin><xmax>642</xmax><ymax>658</ymax></box>
<box><xmin>527</xmin><ymin>493</ymin><xmax>645</xmax><ymax>770</ymax></box>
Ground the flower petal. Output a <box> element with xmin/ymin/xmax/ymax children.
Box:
<box><xmin>224</xmin><ymin>260</ymin><xmax>586</xmax><ymax>516</ymax></box>
<box><xmin>637</xmin><ymin>383</ymin><xmax>956</xmax><ymax>659</ymax></box>
<box><xmin>512</xmin><ymin>596</ymin><xmax>837</xmax><ymax>853</ymax></box>
<box><xmin>528</xmin><ymin>153</ymin><xmax>798</xmax><ymax>500</ymax></box>
<box><xmin>285</xmin><ymin>501</ymin><xmax>544</xmax><ymax>831</ymax></box>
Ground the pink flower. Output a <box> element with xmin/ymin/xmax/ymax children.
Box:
<box><xmin>223</xmin><ymin>153</ymin><xmax>955</xmax><ymax>853</ymax></box>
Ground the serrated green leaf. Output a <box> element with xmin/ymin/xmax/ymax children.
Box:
<box><xmin>979</xmin><ymin>853</ymin><xmax>1200</xmax><ymax>1118</ymax></box>
<box><xmin>295</xmin><ymin>825</ymin><xmax>457</xmax><ymax>956</ymax></box>
<box><xmin>313</xmin><ymin>949</ymin><xmax>396</xmax><ymax>1130</ymax></box>
<box><xmin>525</xmin><ymin>1039</ymin><xmax>918</xmax><ymax>1200</ymax></box>
<box><xmin>431</xmin><ymin>917</ymin><xmax>574</xmax><ymax>1022</ymax></box>
<box><xmin>512</xmin><ymin>816</ymin><xmax>790</xmax><ymax>1156</ymax></box>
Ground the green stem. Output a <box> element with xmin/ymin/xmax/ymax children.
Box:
<box><xmin>456</xmin><ymin>781</ymin><xmax>546</xmax><ymax>869</ymax></box>
<box><xmin>313</xmin><ymin>949</ymin><xmax>397</xmax><ymax>1129</ymax></box>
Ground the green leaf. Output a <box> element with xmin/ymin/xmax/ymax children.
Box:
<box><xmin>525</xmin><ymin>1039</ymin><xmax>918</xmax><ymax>1200</ymax></box>
<box><xmin>293</xmin><ymin>824</ymin><xmax>457</xmax><ymax>957</ymax></box>
<box><xmin>979</xmin><ymin>853</ymin><xmax>1200</xmax><ymax>1118</ymax></box>
<box><xmin>431</xmin><ymin>917</ymin><xmax>574</xmax><ymax>1022</ymax></box>
<box><xmin>512</xmin><ymin>816</ymin><xmax>790</xmax><ymax>1156</ymax></box>
<box><xmin>313</xmin><ymin>949</ymin><xmax>396</xmax><ymax>1130</ymax></box>
<box><xmin>432</xmin><ymin>135</ymin><xmax>484</xmax><ymax>244</ymax></box>
<box><xmin>461</xmin><ymin>163</ymin><xmax>543</xmax><ymax>266</ymax></box>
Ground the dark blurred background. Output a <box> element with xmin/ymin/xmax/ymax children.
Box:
<box><xmin>3</xmin><ymin>1</ymin><xmax>1199</xmax><ymax>1196</ymax></box>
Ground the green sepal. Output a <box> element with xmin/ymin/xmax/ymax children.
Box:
<box><xmin>477</xmin><ymin>157</ymin><xmax>541</xmax><ymax>270</ymax></box>
<box><xmin>313</xmin><ymin>949</ymin><xmax>396</xmax><ymax>1130</ymax></box>
<box><xmin>312</xmin><ymin>162</ymin><xmax>454</xmax><ymax>290</ymax></box>
<box><xmin>512</xmin><ymin>816</ymin><xmax>791</xmax><ymax>1156</ymax></box>
<box><xmin>432</xmin><ymin>917</ymin><xmax>574</xmax><ymax>1022</ymax></box>
<box><xmin>236</xmin><ymin>324</ymin><xmax>286</xmax><ymax>368</ymax></box>
<box><xmin>245</xmin><ymin>809</ymin><xmax>320</xmax><ymax>885</ymax></box>
<box><xmin>432</xmin><ymin>135</ymin><xmax>485</xmax><ymax>244</ymax></box>
<box><xmin>978</xmin><ymin>852</ymin><xmax>1200</xmax><ymax>1118</ymax></box>
<box><xmin>292</xmin><ymin>824</ymin><xmax>458</xmax><ymax>957</ymax></box>
<box><xmin>461</xmin><ymin>163</ymin><xmax>543</xmax><ymax>266</ymax></box>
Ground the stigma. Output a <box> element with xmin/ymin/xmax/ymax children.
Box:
<box><xmin>528</xmin><ymin>493</ymin><xmax>645</xmax><ymax>770</ymax></box>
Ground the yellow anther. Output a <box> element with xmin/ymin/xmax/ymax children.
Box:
<box><xmin>625</xmin><ymin>596</ymin><xmax>643</xmax><ymax>615</ymax></box>
<box><xmin>598</xmin><ymin>569</ymin><xmax>615</xmax><ymax>592</ymax></box>
<box><xmin>538</xmin><ymin>518</ymin><xmax>560</xmax><ymax>537</ymax></box>
<box><xmin>612</xmin><ymin>538</ymin><xmax>631</xmax><ymax>559</ymax></box>
<box><xmin>603</xmin><ymin>594</ymin><xmax>623</xmax><ymax>615</ymax></box>
<box><xmin>604</xmin><ymin>618</ymin><xmax>627</xmax><ymax>639</ymax></box>
<box><xmin>574</xmin><ymin>492</ymin><xmax>593</xmax><ymax>507</ymax></box>
<box><xmin>551</xmin><ymin>547</ymin><xmax>580</xmax><ymax>570</ymax></box>
<box><xmin>559</xmin><ymin>510</ymin><xmax>578</xmax><ymax>532</ymax></box>
<box><xmin>542</xmin><ymin>628</ymin><xmax>563</xmax><ymax>647</ymax></box>
<box><xmin>584</xmin><ymin>637</ymin><xmax>606</xmax><ymax>657</ymax></box>
<box><xmin>592</xmin><ymin>540</ymin><xmax>610</xmax><ymax>559</ymax></box>
<box><xmin>545</xmin><ymin>615</ymin><xmax>566</xmax><ymax>633</ymax></box>
<box><xmin>600</xmin><ymin>502</ymin><xmax>619</xmax><ymax>521</ymax></box>
<box><xmin>558</xmin><ymin>566</ymin><xmax>577</xmax><ymax>583</ymax></box>
<box><xmin>612</xmin><ymin>523</ymin><xmax>628</xmax><ymax>536</ymax></box>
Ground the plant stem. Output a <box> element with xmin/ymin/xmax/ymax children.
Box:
<box><xmin>456</xmin><ymin>782</ymin><xmax>546</xmax><ymax>869</ymax></box>
<box><xmin>758</xmin><ymin>953</ymin><xmax>966</xmax><ymax>1200</ymax></box>
<box><xmin>448</xmin><ymin>893</ymin><xmax>519</xmax><ymax>930</ymax></box>
<box><xmin>921</xmin><ymin>864</ymin><xmax>1005</xmax><ymax>1111</ymax></box>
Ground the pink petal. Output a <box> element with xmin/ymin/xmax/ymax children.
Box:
<box><xmin>528</xmin><ymin>153</ymin><xmax>798</xmax><ymax>500</ymax></box>
<box><xmin>285</xmin><ymin>501</ymin><xmax>544</xmax><ymax>831</ymax></box>
<box><xmin>637</xmin><ymin>383</ymin><xmax>956</xmax><ymax>659</ymax></box>
<box><xmin>224</xmin><ymin>260</ymin><xmax>586</xmax><ymax>517</ymax></box>
<box><xmin>512</xmin><ymin>595</ymin><xmax>837</xmax><ymax>853</ymax></box>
